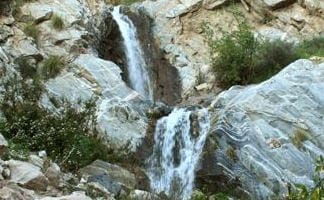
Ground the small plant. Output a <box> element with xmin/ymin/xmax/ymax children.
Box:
<box><xmin>292</xmin><ymin>129</ymin><xmax>309</xmax><ymax>149</ymax></box>
<box><xmin>51</xmin><ymin>14</ymin><xmax>64</xmax><ymax>30</ymax></box>
<box><xmin>24</xmin><ymin>23</ymin><xmax>39</xmax><ymax>41</ymax></box>
<box><xmin>41</xmin><ymin>55</ymin><xmax>65</xmax><ymax>79</ymax></box>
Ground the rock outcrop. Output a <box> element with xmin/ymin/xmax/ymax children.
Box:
<box><xmin>197</xmin><ymin>59</ymin><xmax>324</xmax><ymax>198</ymax></box>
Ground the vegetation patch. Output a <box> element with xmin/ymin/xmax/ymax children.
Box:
<box><xmin>41</xmin><ymin>55</ymin><xmax>65</xmax><ymax>79</ymax></box>
<box><xmin>0</xmin><ymin>73</ymin><xmax>112</xmax><ymax>171</ymax></box>
<box><xmin>110</xmin><ymin>0</ymin><xmax>143</xmax><ymax>5</ymax></box>
<box><xmin>51</xmin><ymin>14</ymin><xmax>64</xmax><ymax>30</ymax></box>
<box><xmin>292</xmin><ymin>129</ymin><xmax>310</xmax><ymax>149</ymax></box>
<box><xmin>203</xmin><ymin>9</ymin><xmax>324</xmax><ymax>89</ymax></box>
<box><xmin>226</xmin><ymin>146</ymin><xmax>237</xmax><ymax>161</ymax></box>
<box><xmin>24</xmin><ymin>23</ymin><xmax>40</xmax><ymax>41</ymax></box>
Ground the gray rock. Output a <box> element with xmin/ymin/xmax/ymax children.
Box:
<box><xmin>87</xmin><ymin>173</ymin><xmax>121</xmax><ymax>197</ymax></box>
<box><xmin>44</xmin><ymin>162</ymin><xmax>61</xmax><ymax>188</ymax></box>
<box><xmin>202</xmin><ymin>59</ymin><xmax>324</xmax><ymax>198</ymax></box>
<box><xmin>79</xmin><ymin>160</ymin><xmax>136</xmax><ymax>190</ymax></box>
<box><xmin>0</xmin><ymin>133</ymin><xmax>8</xmax><ymax>157</ymax></box>
<box><xmin>203</xmin><ymin>0</ymin><xmax>228</xmax><ymax>10</ymax></box>
<box><xmin>0</xmin><ymin>183</ymin><xmax>36</xmax><ymax>200</ymax></box>
<box><xmin>8</xmin><ymin>160</ymin><xmax>49</xmax><ymax>191</ymax></box>
<box><xmin>263</xmin><ymin>0</ymin><xmax>296</xmax><ymax>9</ymax></box>
<box><xmin>128</xmin><ymin>190</ymin><xmax>161</xmax><ymax>200</ymax></box>
<box><xmin>21</xmin><ymin>3</ymin><xmax>53</xmax><ymax>24</ymax></box>
<box><xmin>165</xmin><ymin>0</ymin><xmax>202</xmax><ymax>18</ymax></box>
<box><xmin>40</xmin><ymin>191</ymin><xmax>92</xmax><ymax>200</ymax></box>
<box><xmin>28</xmin><ymin>155</ymin><xmax>44</xmax><ymax>169</ymax></box>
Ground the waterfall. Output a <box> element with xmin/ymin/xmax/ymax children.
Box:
<box><xmin>147</xmin><ymin>108</ymin><xmax>210</xmax><ymax>199</ymax></box>
<box><xmin>111</xmin><ymin>6</ymin><xmax>153</xmax><ymax>100</ymax></box>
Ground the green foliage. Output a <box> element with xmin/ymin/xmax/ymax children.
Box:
<box><xmin>296</xmin><ymin>36</ymin><xmax>324</xmax><ymax>58</ymax></box>
<box><xmin>41</xmin><ymin>55</ymin><xmax>65</xmax><ymax>79</ymax></box>
<box><xmin>51</xmin><ymin>14</ymin><xmax>64</xmax><ymax>30</ymax></box>
<box><xmin>23</xmin><ymin>23</ymin><xmax>39</xmax><ymax>41</ymax></box>
<box><xmin>0</xmin><ymin>74</ymin><xmax>112</xmax><ymax>171</ymax></box>
<box><xmin>203</xmin><ymin>16</ymin><xmax>300</xmax><ymax>88</ymax></box>
<box><xmin>287</xmin><ymin>156</ymin><xmax>324</xmax><ymax>200</ymax></box>
<box><xmin>202</xmin><ymin>9</ymin><xmax>324</xmax><ymax>88</ymax></box>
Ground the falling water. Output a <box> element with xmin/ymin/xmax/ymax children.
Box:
<box><xmin>111</xmin><ymin>6</ymin><xmax>153</xmax><ymax>100</ymax></box>
<box><xmin>147</xmin><ymin>108</ymin><xmax>210</xmax><ymax>199</ymax></box>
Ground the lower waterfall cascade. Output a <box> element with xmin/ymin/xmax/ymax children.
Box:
<box><xmin>146</xmin><ymin>108</ymin><xmax>211</xmax><ymax>199</ymax></box>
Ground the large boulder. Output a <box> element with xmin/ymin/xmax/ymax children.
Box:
<box><xmin>198</xmin><ymin>59</ymin><xmax>324</xmax><ymax>198</ymax></box>
<box><xmin>79</xmin><ymin>160</ymin><xmax>136</xmax><ymax>190</ymax></box>
<box><xmin>41</xmin><ymin>54</ymin><xmax>147</xmax><ymax>151</ymax></box>
<box><xmin>8</xmin><ymin>160</ymin><xmax>49</xmax><ymax>191</ymax></box>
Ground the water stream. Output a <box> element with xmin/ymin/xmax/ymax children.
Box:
<box><xmin>111</xmin><ymin>6</ymin><xmax>153</xmax><ymax>100</ymax></box>
<box><xmin>147</xmin><ymin>108</ymin><xmax>210</xmax><ymax>199</ymax></box>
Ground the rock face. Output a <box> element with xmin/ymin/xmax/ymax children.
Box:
<box><xmin>136</xmin><ymin>0</ymin><xmax>324</xmax><ymax>98</ymax></box>
<box><xmin>197</xmin><ymin>59</ymin><xmax>324</xmax><ymax>198</ymax></box>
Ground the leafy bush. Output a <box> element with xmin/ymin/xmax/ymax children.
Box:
<box><xmin>24</xmin><ymin>23</ymin><xmax>39</xmax><ymax>41</ymax></box>
<box><xmin>51</xmin><ymin>14</ymin><xmax>64</xmax><ymax>30</ymax></box>
<box><xmin>0</xmin><ymin>74</ymin><xmax>112</xmax><ymax>171</ymax></box>
<box><xmin>203</xmin><ymin>9</ymin><xmax>305</xmax><ymax>88</ymax></box>
<box><xmin>41</xmin><ymin>55</ymin><xmax>65</xmax><ymax>79</ymax></box>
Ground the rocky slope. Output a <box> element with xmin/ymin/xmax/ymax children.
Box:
<box><xmin>135</xmin><ymin>0</ymin><xmax>324</xmax><ymax>99</ymax></box>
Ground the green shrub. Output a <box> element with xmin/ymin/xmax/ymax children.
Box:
<box><xmin>203</xmin><ymin>9</ymin><xmax>300</xmax><ymax>88</ymax></box>
<box><xmin>0</xmin><ymin>74</ymin><xmax>112</xmax><ymax>171</ymax></box>
<box><xmin>296</xmin><ymin>36</ymin><xmax>324</xmax><ymax>58</ymax></box>
<box><xmin>111</xmin><ymin>0</ymin><xmax>143</xmax><ymax>5</ymax></box>
<box><xmin>252</xmin><ymin>39</ymin><xmax>299</xmax><ymax>83</ymax></box>
<box><xmin>23</xmin><ymin>23</ymin><xmax>39</xmax><ymax>41</ymax></box>
<box><xmin>41</xmin><ymin>55</ymin><xmax>65</xmax><ymax>79</ymax></box>
<box><xmin>51</xmin><ymin>14</ymin><xmax>64</xmax><ymax>30</ymax></box>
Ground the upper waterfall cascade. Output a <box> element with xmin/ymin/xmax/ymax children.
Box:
<box><xmin>111</xmin><ymin>6</ymin><xmax>153</xmax><ymax>100</ymax></box>
<box><xmin>146</xmin><ymin>108</ymin><xmax>211</xmax><ymax>199</ymax></box>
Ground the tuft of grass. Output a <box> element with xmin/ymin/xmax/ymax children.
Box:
<box><xmin>41</xmin><ymin>55</ymin><xmax>65</xmax><ymax>79</ymax></box>
<box><xmin>226</xmin><ymin>146</ymin><xmax>237</xmax><ymax>161</ymax></box>
<box><xmin>292</xmin><ymin>129</ymin><xmax>309</xmax><ymax>149</ymax></box>
<box><xmin>24</xmin><ymin>23</ymin><xmax>40</xmax><ymax>41</ymax></box>
<box><xmin>51</xmin><ymin>14</ymin><xmax>64</xmax><ymax>30</ymax></box>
